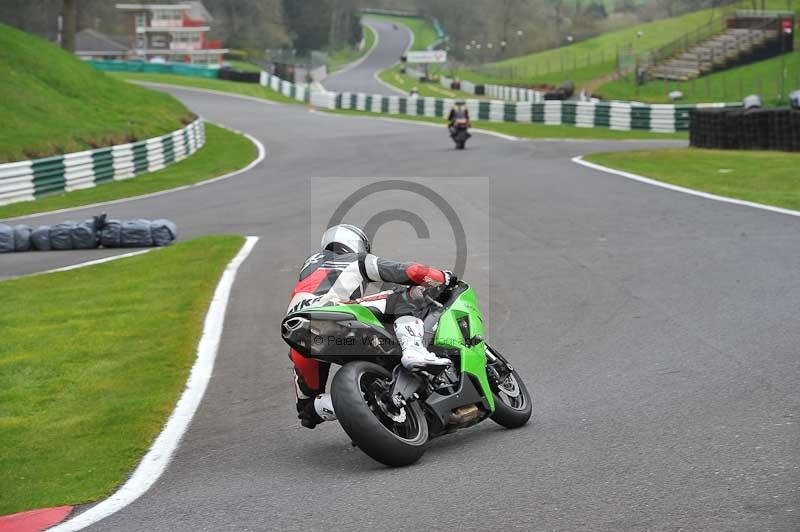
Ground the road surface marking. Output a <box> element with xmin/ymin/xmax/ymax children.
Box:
<box><xmin>573</xmin><ymin>156</ymin><xmax>800</xmax><ymax>218</ymax></box>
<box><xmin>48</xmin><ymin>236</ymin><xmax>260</xmax><ymax>532</ymax></box>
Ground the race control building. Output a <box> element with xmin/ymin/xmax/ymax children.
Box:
<box><xmin>116</xmin><ymin>2</ymin><xmax>227</xmax><ymax>64</ymax></box>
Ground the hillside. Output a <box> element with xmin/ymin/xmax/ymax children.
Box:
<box><xmin>0</xmin><ymin>22</ymin><xmax>194</xmax><ymax>163</ymax></box>
<box><xmin>597</xmin><ymin>49</ymin><xmax>799</xmax><ymax>105</ymax></box>
<box><xmin>457</xmin><ymin>0</ymin><xmax>796</xmax><ymax>87</ymax></box>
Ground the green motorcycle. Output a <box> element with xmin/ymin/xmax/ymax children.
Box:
<box><xmin>281</xmin><ymin>281</ymin><xmax>532</xmax><ymax>467</ymax></box>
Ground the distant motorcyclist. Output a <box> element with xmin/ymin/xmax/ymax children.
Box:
<box><xmin>447</xmin><ymin>98</ymin><xmax>471</xmax><ymax>131</ymax></box>
<box><xmin>285</xmin><ymin>224</ymin><xmax>456</xmax><ymax>429</ymax></box>
<box><xmin>448</xmin><ymin>99</ymin><xmax>472</xmax><ymax>149</ymax></box>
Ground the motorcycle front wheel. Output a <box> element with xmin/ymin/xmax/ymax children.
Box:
<box><xmin>487</xmin><ymin>360</ymin><xmax>532</xmax><ymax>429</ymax></box>
<box><xmin>331</xmin><ymin>361</ymin><xmax>428</xmax><ymax>467</ymax></box>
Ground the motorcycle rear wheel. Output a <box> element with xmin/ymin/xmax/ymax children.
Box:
<box><xmin>331</xmin><ymin>361</ymin><xmax>428</xmax><ymax>467</ymax></box>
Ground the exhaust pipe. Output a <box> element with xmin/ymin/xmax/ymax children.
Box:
<box><xmin>448</xmin><ymin>404</ymin><xmax>480</xmax><ymax>426</ymax></box>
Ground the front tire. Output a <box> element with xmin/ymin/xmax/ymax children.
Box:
<box><xmin>488</xmin><ymin>367</ymin><xmax>532</xmax><ymax>429</ymax></box>
<box><xmin>331</xmin><ymin>361</ymin><xmax>428</xmax><ymax>467</ymax></box>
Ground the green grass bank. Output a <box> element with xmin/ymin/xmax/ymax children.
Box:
<box><xmin>110</xmin><ymin>72</ymin><xmax>300</xmax><ymax>105</ymax></box>
<box><xmin>585</xmin><ymin>148</ymin><xmax>800</xmax><ymax>210</ymax></box>
<box><xmin>0</xmin><ymin>236</ymin><xmax>245</xmax><ymax>515</ymax></box>
<box><xmin>596</xmin><ymin>50</ymin><xmax>799</xmax><ymax>106</ymax></box>
<box><xmin>0</xmin><ymin>22</ymin><xmax>193</xmax><ymax>163</ymax></box>
<box><xmin>456</xmin><ymin>0</ymin><xmax>796</xmax><ymax>88</ymax></box>
<box><xmin>329</xmin><ymin>24</ymin><xmax>376</xmax><ymax>72</ymax></box>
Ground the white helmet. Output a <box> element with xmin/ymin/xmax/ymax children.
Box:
<box><xmin>321</xmin><ymin>224</ymin><xmax>370</xmax><ymax>254</ymax></box>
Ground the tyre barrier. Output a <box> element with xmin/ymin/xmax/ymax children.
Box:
<box><xmin>0</xmin><ymin>213</ymin><xmax>178</xmax><ymax>253</ymax></box>
<box><xmin>318</xmin><ymin>90</ymin><xmax>741</xmax><ymax>133</ymax></box>
<box><xmin>690</xmin><ymin>107</ymin><xmax>800</xmax><ymax>151</ymax></box>
<box><xmin>219</xmin><ymin>68</ymin><xmax>261</xmax><ymax>84</ymax></box>
<box><xmin>0</xmin><ymin>120</ymin><xmax>204</xmax><ymax>207</ymax></box>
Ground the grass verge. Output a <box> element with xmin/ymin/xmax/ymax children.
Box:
<box><xmin>109</xmin><ymin>72</ymin><xmax>300</xmax><ymax>105</ymax></box>
<box><xmin>0</xmin><ymin>235</ymin><xmax>245</xmax><ymax>515</ymax></box>
<box><xmin>365</xmin><ymin>14</ymin><xmax>439</xmax><ymax>51</ymax></box>
<box><xmin>321</xmin><ymin>108</ymin><xmax>688</xmax><ymax>140</ymax></box>
<box><xmin>0</xmin><ymin>22</ymin><xmax>193</xmax><ymax>163</ymax></box>
<box><xmin>328</xmin><ymin>24</ymin><xmax>376</xmax><ymax>72</ymax></box>
<box><xmin>225</xmin><ymin>59</ymin><xmax>263</xmax><ymax>72</ymax></box>
<box><xmin>0</xmin><ymin>123</ymin><xmax>257</xmax><ymax>220</ymax></box>
<box><xmin>377</xmin><ymin>64</ymin><xmax>488</xmax><ymax>99</ymax></box>
<box><xmin>584</xmin><ymin>148</ymin><xmax>800</xmax><ymax>210</ymax></box>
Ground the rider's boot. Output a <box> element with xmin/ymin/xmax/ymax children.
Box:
<box><xmin>394</xmin><ymin>316</ymin><xmax>452</xmax><ymax>371</ymax></box>
<box><xmin>297</xmin><ymin>393</ymin><xmax>336</xmax><ymax>428</ymax></box>
<box><xmin>314</xmin><ymin>393</ymin><xmax>337</xmax><ymax>421</ymax></box>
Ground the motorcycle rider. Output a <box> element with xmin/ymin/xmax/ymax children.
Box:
<box><xmin>286</xmin><ymin>224</ymin><xmax>456</xmax><ymax>429</ymax></box>
<box><xmin>447</xmin><ymin>98</ymin><xmax>471</xmax><ymax>134</ymax></box>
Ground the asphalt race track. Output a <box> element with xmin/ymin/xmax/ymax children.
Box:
<box><xmin>322</xmin><ymin>19</ymin><xmax>409</xmax><ymax>95</ymax></box>
<box><xmin>5</xmin><ymin>21</ymin><xmax>800</xmax><ymax>532</ymax></box>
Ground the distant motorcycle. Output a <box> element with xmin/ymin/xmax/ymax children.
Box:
<box><xmin>450</xmin><ymin>118</ymin><xmax>471</xmax><ymax>150</ymax></box>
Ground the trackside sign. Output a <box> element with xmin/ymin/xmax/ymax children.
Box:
<box><xmin>406</xmin><ymin>50</ymin><xmax>447</xmax><ymax>63</ymax></box>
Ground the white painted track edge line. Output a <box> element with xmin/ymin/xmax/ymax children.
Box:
<box><xmin>9</xmin><ymin>249</ymin><xmax>155</xmax><ymax>280</ymax></box>
<box><xmin>367</xmin><ymin>19</ymin><xmax>413</xmax><ymax>96</ymax></box>
<box><xmin>327</xmin><ymin>21</ymin><xmax>379</xmax><ymax>76</ymax></box>
<box><xmin>573</xmin><ymin>155</ymin><xmax>800</xmax><ymax>218</ymax></box>
<box><xmin>127</xmin><ymin>80</ymin><xmax>277</xmax><ymax>105</ymax></box>
<box><xmin>373</xmin><ymin>68</ymin><xmax>408</xmax><ymax>96</ymax></box>
<box><xmin>470</xmin><ymin>127</ymin><xmax>519</xmax><ymax>141</ymax></box>
<box><xmin>47</xmin><ymin>236</ymin><xmax>260</xmax><ymax>532</ymax></box>
<box><xmin>1</xmin><ymin>124</ymin><xmax>266</xmax><ymax>223</ymax></box>
<box><xmin>307</xmin><ymin>109</ymin><xmax>519</xmax><ymax>140</ymax></box>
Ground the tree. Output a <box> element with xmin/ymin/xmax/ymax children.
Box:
<box><xmin>61</xmin><ymin>0</ymin><xmax>76</xmax><ymax>51</ymax></box>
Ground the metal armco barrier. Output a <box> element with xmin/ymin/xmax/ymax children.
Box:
<box><xmin>690</xmin><ymin>107</ymin><xmax>800</xmax><ymax>151</ymax></box>
<box><xmin>0</xmin><ymin>121</ymin><xmax>205</xmax><ymax>207</ymax></box>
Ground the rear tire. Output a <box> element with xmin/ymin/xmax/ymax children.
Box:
<box><xmin>331</xmin><ymin>361</ymin><xmax>428</xmax><ymax>467</ymax></box>
<box><xmin>489</xmin><ymin>368</ymin><xmax>532</xmax><ymax>429</ymax></box>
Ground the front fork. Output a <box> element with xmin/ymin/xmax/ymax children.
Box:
<box><xmin>485</xmin><ymin>343</ymin><xmax>514</xmax><ymax>389</ymax></box>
